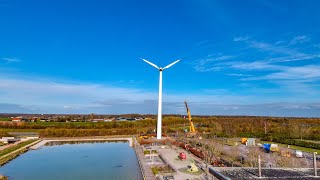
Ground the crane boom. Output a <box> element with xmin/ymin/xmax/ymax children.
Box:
<box><xmin>184</xmin><ymin>101</ymin><xmax>196</xmax><ymax>133</ymax></box>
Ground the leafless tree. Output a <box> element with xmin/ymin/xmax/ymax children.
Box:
<box><xmin>246</xmin><ymin>146</ymin><xmax>262</xmax><ymax>167</ymax></box>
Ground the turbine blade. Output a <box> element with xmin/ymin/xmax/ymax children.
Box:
<box><xmin>141</xmin><ymin>58</ymin><xmax>159</xmax><ymax>69</ymax></box>
<box><xmin>163</xmin><ymin>59</ymin><xmax>180</xmax><ymax>69</ymax></box>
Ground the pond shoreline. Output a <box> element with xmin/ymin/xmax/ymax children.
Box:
<box><xmin>30</xmin><ymin>137</ymin><xmax>133</xmax><ymax>149</ymax></box>
<box><xmin>0</xmin><ymin>138</ymin><xmax>142</xmax><ymax>180</ymax></box>
<box><xmin>0</xmin><ymin>140</ymin><xmax>40</xmax><ymax>166</ymax></box>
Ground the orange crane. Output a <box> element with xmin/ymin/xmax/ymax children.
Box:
<box><xmin>184</xmin><ymin>101</ymin><xmax>196</xmax><ymax>133</ymax></box>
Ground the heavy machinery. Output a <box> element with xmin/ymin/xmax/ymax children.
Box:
<box><xmin>139</xmin><ymin>134</ymin><xmax>149</xmax><ymax>139</ymax></box>
<box><xmin>184</xmin><ymin>101</ymin><xmax>197</xmax><ymax>137</ymax></box>
<box><xmin>179</xmin><ymin>152</ymin><xmax>187</xmax><ymax>160</ymax></box>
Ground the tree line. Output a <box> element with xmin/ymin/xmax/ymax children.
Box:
<box><xmin>0</xmin><ymin>116</ymin><xmax>319</xmax><ymax>143</ymax></box>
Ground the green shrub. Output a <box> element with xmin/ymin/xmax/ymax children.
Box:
<box><xmin>261</xmin><ymin>136</ymin><xmax>320</xmax><ymax>150</ymax></box>
<box><xmin>143</xmin><ymin>150</ymin><xmax>157</xmax><ymax>154</ymax></box>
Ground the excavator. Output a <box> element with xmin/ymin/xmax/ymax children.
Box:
<box><xmin>184</xmin><ymin>101</ymin><xmax>197</xmax><ymax>137</ymax></box>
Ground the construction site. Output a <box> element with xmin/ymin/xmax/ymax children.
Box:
<box><xmin>134</xmin><ymin>101</ymin><xmax>320</xmax><ymax>180</ymax></box>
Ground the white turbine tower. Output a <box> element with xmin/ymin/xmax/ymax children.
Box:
<box><xmin>142</xmin><ymin>58</ymin><xmax>180</xmax><ymax>139</ymax></box>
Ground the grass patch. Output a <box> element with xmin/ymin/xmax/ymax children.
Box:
<box><xmin>178</xmin><ymin>167</ymin><xmax>204</xmax><ymax>175</ymax></box>
<box><xmin>259</xmin><ymin>141</ymin><xmax>320</xmax><ymax>154</ymax></box>
<box><xmin>0</xmin><ymin>140</ymin><xmax>37</xmax><ymax>157</ymax></box>
<box><xmin>297</xmin><ymin>139</ymin><xmax>320</xmax><ymax>144</ymax></box>
<box><xmin>224</xmin><ymin>140</ymin><xmax>239</xmax><ymax>146</ymax></box>
<box><xmin>151</xmin><ymin>165</ymin><xmax>175</xmax><ymax>175</ymax></box>
<box><xmin>0</xmin><ymin>129</ymin><xmax>42</xmax><ymax>133</ymax></box>
<box><xmin>0</xmin><ymin>175</ymin><xmax>8</xmax><ymax>180</ymax></box>
<box><xmin>144</xmin><ymin>150</ymin><xmax>157</xmax><ymax>154</ymax></box>
<box><xmin>0</xmin><ymin>118</ymin><xmax>10</xmax><ymax>121</ymax></box>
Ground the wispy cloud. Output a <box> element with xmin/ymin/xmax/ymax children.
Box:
<box><xmin>2</xmin><ymin>101</ymin><xmax>320</xmax><ymax>117</ymax></box>
<box><xmin>1</xmin><ymin>57</ymin><xmax>21</xmax><ymax>63</ymax></box>
<box><xmin>1</xmin><ymin>72</ymin><xmax>319</xmax><ymax>116</ymax></box>
<box><xmin>63</xmin><ymin>105</ymin><xmax>79</xmax><ymax>110</ymax></box>
<box><xmin>193</xmin><ymin>54</ymin><xmax>234</xmax><ymax>72</ymax></box>
<box><xmin>244</xmin><ymin>65</ymin><xmax>320</xmax><ymax>81</ymax></box>
<box><xmin>289</xmin><ymin>35</ymin><xmax>310</xmax><ymax>45</ymax></box>
<box><xmin>213</xmin><ymin>35</ymin><xmax>319</xmax><ymax>75</ymax></box>
<box><xmin>233</xmin><ymin>35</ymin><xmax>316</xmax><ymax>62</ymax></box>
<box><xmin>247</xmin><ymin>40</ymin><xmax>305</xmax><ymax>56</ymax></box>
<box><xmin>233</xmin><ymin>36</ymin><xmax>249</xmax><ymax>42</ymax></box>
<box><xmin>227</xmin><ymin>73</ymin><xmax>251</xmax><ymax>77</ymax></box>
<box><xmin>191</xmin><ymin>35</ymin><xmax>320</xmax><ymax>100</ymax></box>
<box><xmin>226</xmin><ymin>61</ymin><xmax>283</xmax><ymax>71</ymax></box>
<box><xmin>195</xmin><ymin>40</ymin><xmax>209</xmax><ymax>47</ymax></box>
<box><xmin>0</xmin><ymin>74</ymin><xmax>257</xmax><ymax>114</ymax></box>
<box><xmin>195</xmin><ymin>35</ymin><xmax>319</xmax><ymax>74</ymax></box>
<box><xmin>267</xmin><ymin>54</ymin><xmax>320</xmax><ymax>63</ymax></box>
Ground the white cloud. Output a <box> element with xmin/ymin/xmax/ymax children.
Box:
<box><xmin>233</xmin><ymin>36</ymin><xmax>249</xmax><ymax>42</ymax></box>
<box><xmin>0</xmin><ymin>75</ymin><xmax>256</xmax><ymax>114</ymax></box>
<box><xmin>227</xmin><ymin>61</ymin><xmax>283</xmax><ymax>71</ymax></box>
<box><xmin>234</xmin><ymin>37</ymin><xmax>314</xmax><ymax>62</ymax></box>
<box><xmin>191</xmin><ymin>35</ymin><xmax>320</xmax><ymax>103</ymax></box>
<box><xmin>194</xmin><ymin>66</ymin><xmax>222</xmax><ymax>72</ymax></box>
<box><xmin>63</xmin><ymin>105</ymin><xmax>79</xmax><ymax>110</ymax></box>
<box><xmin>267</xmin><ymin>54</ymin><xmax>320</xmax><ymax>63</ymax></box>
<box><xmin>289</xmin><ymin>35</ymin><xmax>310</xmax><ymax>45</ymax></box>
<box><xmin>1</xmin><ymin>57</ymin><xmax>21</xmax><ymax>63</ymax></box>
<box><xmin>1</xmin><ymin>74</ymin><xmax>320</xmax><ymax>116</ymax></box>
<box><xmin>227</xmin><ymin>73</ymin><xmax>251</xmax><ymax>77</ymax></box>
<box><xmin>249</xmin><ymin>40</ymin><xmax>304</xmax><ymax>56</ymax></box>
<box><xmin>196</xmin><ymin>36</ymin><xmax>319</xmax><ymax>74</ymax></box>
<box><xmin>193</xmin><ymin>55</ymin><xmax>233</xmax><ymax>72</ymax></box>
<box><xmin>275</xmin><ymin>40</ymin><xmax>285</xmax><ymax>45</ymax></box>
<box><xmin>243</xmin><ymin>65</ymin><xmax>320</xmax><ymax>81</ymax></box>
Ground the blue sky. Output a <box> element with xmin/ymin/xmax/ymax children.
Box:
<box><xmin>1</xmin><ymin>0</ymin><xmax>320</xmax><ymax>116</ymax></box>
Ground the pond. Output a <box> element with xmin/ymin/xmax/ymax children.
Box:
<box><xmin>0</xmin><ymin>141</ymin><xmax>143</xmax><ymax>180</ymax></box>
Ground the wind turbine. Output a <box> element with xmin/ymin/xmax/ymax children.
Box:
<box><xmin>142</xmin><ymin>58</ymin><xmax>180</xmax><ymax>139</ymax></box>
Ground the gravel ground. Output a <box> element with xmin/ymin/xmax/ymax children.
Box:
<box><xmin>158</xmin><ymin>147</ymin><xmax>205</xmax><ymax>180</ymax></box>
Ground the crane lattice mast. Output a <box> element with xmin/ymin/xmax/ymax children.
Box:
<box><xmin>184</xmin><ymin>101</ymin><xmax>196</xmax><ymax>133</ymax></box>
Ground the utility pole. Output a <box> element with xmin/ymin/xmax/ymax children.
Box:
<box><xmin>314</xmin><ymin>152</ymin><xmax>318</xmax><ymax>177</ymax></box>
<box><xmin>264</xmin><ymin>121</ymin><xmax>267</xmax><ymax>135</ymax></box>
<box><xmin>258</xmin><ymin>155</ymin><xmax>262</xmax><ymax>178</ymax></box>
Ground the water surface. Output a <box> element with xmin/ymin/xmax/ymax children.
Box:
<box><xmin>0</xmin><ymin>141</ymin><xmax>142</xmax><ymax>180</ymax></box>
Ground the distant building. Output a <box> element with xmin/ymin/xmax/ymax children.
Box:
<box><xmin>11</xmin><ymin>116</ymin><xmax>27</xmax><ymax>122</ymax></box>
<box><xmin>8</xmin><ymin>132</ymin><xmax>39</xmax><ymax>140</ymax></box>
<box><xmin>116</xmin><ymin>117</ymin><xmax>127</xmax><ymax>121</ymax></box>
<box><xmin>104</xmin><ymin>118</ymin><xmax>115</xmax><ymax>122</ymax></box>
<box><xmin>31</xmin><ymin>117</ymin><xmax>40</xmax><ymax>122</ymax></box>
<box><xmin>246</xmin><ymin>138</ymin><xmax>256</xmax><ymax>146</ymax></box>
<box><xmin>126</xmin><ymin>118</ymin><xmax>136</xmax><ymax>121</ymax></box>
<box><xmin>91</xmin><ymin>119</ymin><xmax>104</xmax><ymax>122</ymax></box>
<box><xmin>0</xmin><ymin>137</ymin><xmax>18</xmax><ymax>144</ymax></box>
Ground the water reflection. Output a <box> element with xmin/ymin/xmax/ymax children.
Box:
<box><xmin>0</xmin><ymin>141</ymin><xmax>142</xmax><ymax>180</ymax></box>
<box><xmin>45</xmin><ymin>140</ymin><xmax>126</xmax><ymax>146</ymax></box>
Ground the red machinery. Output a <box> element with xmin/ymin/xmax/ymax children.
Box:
<box><xmin>179</xmin><ymin>152</ymin><xmax>186</xmax><ymax>160</ymax></box>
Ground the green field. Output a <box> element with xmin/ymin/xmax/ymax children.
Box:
<box><xmin>0</xmin><ymin>118</ymin><xmax>10</xmax><ymax>121</ymax></box>
<box><xmin>0</xmin><ymin>129</ymin><xmax>41</xmax><ymax>133</ymax></box>
<box><xmin>298</xmin><ymin>139</ymin><xmax>320</xmax><ymax>144</ymax></box>
<box><xmin>0</xmin><ymin>140</ymin><xmax>37</xmax><ymax>157</ymax></box>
